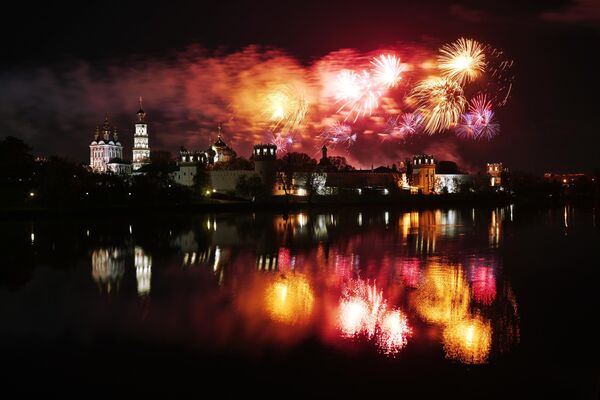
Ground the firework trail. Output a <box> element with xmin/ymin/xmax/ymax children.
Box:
<box><xmin>438</xmin><ymin>38</ymin><xmax>486</xmax><ymax>85</ymax></box>
<box><xmin>411</xmin><ymin>77</ymin><xmax>467</xmax><ymax>134</ymax></box>
<box><xmin>480</xmin><ymin>45</ymin><xmax>515</xmax><ymax>107</ymax></box>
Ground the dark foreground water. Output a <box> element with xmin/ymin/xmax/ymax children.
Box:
<box><xmin>1</xmin><ymin>205</ymin><xmax>599</xmax><ymax>397</ymax></box>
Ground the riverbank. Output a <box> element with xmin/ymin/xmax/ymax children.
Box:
<box><xmin>3</xmin><ymin>191</ymin><xmax>597</xmax><ymax>219</ymax></box>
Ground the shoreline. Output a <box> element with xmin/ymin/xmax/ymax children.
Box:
<box><xmin>1</xmin><ymin>193</ymin><xmax>596</xmax><ymax>219</ymax></box>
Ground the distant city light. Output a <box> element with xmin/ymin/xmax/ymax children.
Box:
<box><xmin>29</xmin><ymin>192</ymin><xmax>35</xmax><ymax>197</ymax></box>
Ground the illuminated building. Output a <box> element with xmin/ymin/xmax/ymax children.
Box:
<box><xmin>132</xmin><ymin>97</ymin><xmax>151</xmax><ymax>171</ymax></box>
<box><xmin>89</xmin><ymin>115</ymin><xmax>130</xmax><ymax>174</ymax></box>
<box><xmin>487</xmin><ymin>162</ymin><xmax>503</xmax><ymax>187</ymax></box>
<box><xmin>411</xmin><ymin>155</ymin><xmax>436</xmax><ymax>194</ymax></box>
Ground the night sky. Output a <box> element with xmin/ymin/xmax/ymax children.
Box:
<box><xmin>1</xmin><ymin>0</ymin><xmax>599</xmax><ymax>174</ymax></box>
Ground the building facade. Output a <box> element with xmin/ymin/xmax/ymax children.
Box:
<box><xmin>89</xmin><ymin>116</ymin><xmax>130</xmax><ymax>174</ymax></box>
<box><xmin>412</xmin><ymin>155</ymin><xmax>436</xmax><ymax>194</ymax></box>
<box><xmin>132</xmin><ymin>97</ymin><xmax>151</xmax><ymax>171</ymax></box>
<box><xmin>487</xmin><ymin>163</ymin><xmax>503</xmax><ymax>187</ymax></box>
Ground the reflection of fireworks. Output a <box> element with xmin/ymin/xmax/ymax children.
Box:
<box><xmin>338</xmin><ymin>279</ymin><xmax>411</xmax><ymax>355</ymax></box>
<box><xmin>471</xmin><ymin>266</ymin><xmax>496</xmax><ymax>305</ymax></box>
<box><xmin>442</xmin><ymin>314</ymin><xmax>492</xmax><ymax>364</ymax></box>
<box><xmin>438</xmin><ymin>38</ymin><xmax>486</xmax><ymax>85</ymax></box>
<box><xmin>411</xmin><ymin>77</ymin><xmax>466</xmax><ymax>134</ymax></box>
<box><xmin>378</xmin><ymin>310</ymin><xmax>411</xmax><ymax>355</ymax></box>
<box><xmin>371</xmin><ymin>54</ymin><xmax>404</xmax><ymax>88</ymax></box>
<box><xmin>320</xmin><ymin>122</ymin><xmax>357</xmax><ymax>149</ymax></box>
<box><xmin>265</xmin><ymin>274</ymin><xmax>314</xmax><ymax>324</ymax></box>
<box><xmin>457</xmin><ymin>95</ymin><xmax>500</xmax><ymax>140</ymax></box>
<box><xmin>264</xmin><ymin>84</ymin><xmax>309</xmax><ymax>133</ymax></box>
<box><xmin>412</xmin><ymin>263</ymin><xmax>470</xmax><ymax>324</ymax></box>
<box><xmin>334</xmin><ymin>70</ymin><xmax>383</xmax><ymax>122</ymax></box>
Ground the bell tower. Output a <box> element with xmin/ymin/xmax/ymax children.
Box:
<box><xmin>132</xmin><ymin>96</ymin><xmax>151</xmax><ymax>171</ymax></box>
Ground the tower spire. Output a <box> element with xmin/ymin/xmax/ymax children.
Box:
<box><xmin>217</xmin><ymin>123</ymin><xmax>222</xmax><ymax>138</ymax></box>
<box><xmin>136</xmin><ymin>96</ymin><xmax>146</xmax><ymax>123</ymax></box>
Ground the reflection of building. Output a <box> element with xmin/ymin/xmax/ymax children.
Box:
<box><xmin>487</xmin><ymin>163</ymin><xmax>503</xmax><ymax>187</ymax></box>
<box><xmin>91</xmin><ymin>247</ymin><xmax>125</xmax><ymax>293</ymax></box>
<box><xmin>257</xmin><ymin>252</ymin><xmax>279</xmax><ymax>272</ymax></box>
<box><xmin>412</xmin><ymin>155</ymin><xmax>436</xmax><ymax>194</ymax></box>
<box><xmin>132</xmin><ymin>97</ymin><xmax>151</xmax><ymax>171</ymax></box>
<box><xmin>489</xmin><ymin>208</ymin><xmax>503</xmax><ymax>248</ymax></box>
<box><xmin>134</xmin><ymin>246</ymin><xmax>152</xmax><ymax>296</ymax></box>
<box><xmin>89</xmin><ymin>116</ymin><xmax>130</xmax><ymax>174</ymax></box>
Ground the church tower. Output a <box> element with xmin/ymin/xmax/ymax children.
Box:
<box><xmin>132</xmin><ymin>97</ymin><xmax>150</xmax><ymax>171</ymax></box>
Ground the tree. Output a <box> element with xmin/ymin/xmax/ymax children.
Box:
<box><xmin>235</xmin><ymin>174</ymin><xmax>267</xmax><ymax>201</ymax></box>
<box><xmin>278</xmin><ymin>152</ymin><xmax>317</xmax><ymax>172</ymax></box>
<box><xmin>328</xmin><ymin>156</ymin><xmax>355</xmax><ymax>171</ymax></box>
<box><xmin>193</xmin><ymin>166</ymin><xmax>211</xmax><ymax>196</ymax></box>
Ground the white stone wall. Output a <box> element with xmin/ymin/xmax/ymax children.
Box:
<box><xmin>209</xmin><ymin>170</ymin><xmax>255</xmax><ymax>194</ymax></box>
<box><xmin>171</xmin><ymin>164</ymin><xmax>198</xmax><ymax>187</ymax></box>
<box><xmin>90</xmin><ymin>143</ymin><xmax>123</xmax><ymax>173</ymax></box>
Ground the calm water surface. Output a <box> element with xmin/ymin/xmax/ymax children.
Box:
<box><xmin>1</xmin><ymin>205</ymin><xmax>599</xmax><ymax>397</ymax></box>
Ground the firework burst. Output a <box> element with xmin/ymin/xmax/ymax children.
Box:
<box><xmin>334</xmin><ymin>70</ymin><xmax>383</xmax><ymax>122</ymax></box>
<box><xmin>411</xmin><ymin>77</ymin><xmax>467</xmax><ymax>134</ymax></box>
<box><xmin>268</xmin><ymin>131</ymin><xmax>295</xmax><ymax>154</ymax></box>
<box><xmin>263</xmin><ymin>84</ymin><xmax>309</xmax><ymax>133</ymax></box>
<box><xmin>371</xmin><ymin>54</ymin><xmax>404</xmax><ymax>88</ymax></box>
<box><xmin>457</xmin><ymin>94</ymin><xmax>500</xmax><ymax>140</ymax></box>
<box><xmin>438</xmin><ymin>38</ymin><xmax>486</xmax><ymax>85</ymax></box>
<box><xmin>456</xmin><ymin>112</ymin><xmax>478</xmax><ymax>139</ymax></box>
<box><xmin>399</xmin><ymin>112</ymin><xmax>424</xmax><ymax>135</ymax></box>
<box><xmin>320</xmin><ymin>121</ymin><xmax>358</xmax><ymax>150</ymax></box>
<box><xmin>383</xmin><ymin>112</ymin><xmax>423</xmax><ymax>140</ymax></box>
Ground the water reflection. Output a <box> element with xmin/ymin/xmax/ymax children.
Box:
<box><xmin>265</xmin><ymin>274</ymin><xmax>314</xmax><ymax>324</ymax></box>
<box><xmin>135</xmin><ymin>246</ymin><xmax>151</xmax><ymax>296</ymax></box>
<box><xmin>81</xmin><ymin>208</ymin><xmax>519</xmax><ymax>363</ymax></box>
<box><xmin>91</xmin><ymin>247</ymin><xmax>125</xmax><ymax>294</ymax></box>
<box><xmin>442</xmin><ymin>313</ymin><xmax>492</xmax><ymax>364</ymax></box>
<box><xmin>338</xmin><ymin>279</ymin><xmax>411</xmax><ymax>355</ymax></box>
